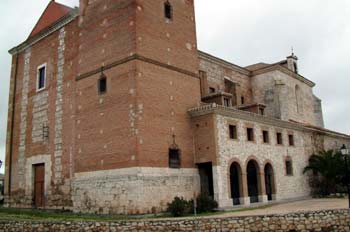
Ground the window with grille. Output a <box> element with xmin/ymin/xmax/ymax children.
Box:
<box><xmin>169</xmin><ymin>149</ymin><xmax>180</xmax><ymax>168</ymax></box>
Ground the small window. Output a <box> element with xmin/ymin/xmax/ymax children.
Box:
<box><xmin>276</xmin><ymin>132</ymin><xmax>283</xmax><ymax>145</ymax></box>
<box><xmin>98</xmin><ymin>77</ymin><xmax>107</xmax><ymax>94</ymax></box>
<box><xmin>262</xmin><ymin>130</ymin><xmax>269</xmax><ymax>144</ymax></box>
<box><xmin>229</xmin><ymin>125</ymin><xmax>237</xmax><ymax>140</ymax></box>
<box><xmin>293</xmin><ymin>62</ymin><xmax>298</xmax><ymax>74</ymax></box>
<box><xmin>241</xmin><ymin>96</ymin><xmax>245</xmax><ymax>105</ymax></box>
<box><xmin>259</xmin><ymin>108</ymin><xmax>265</xmax><ymax>115</ymax></box>
<box><xmin>209</xmin><ymin>87</ymin><xmax>216</xmax><ymax>94</ymax></box>
<box><xmin>288</xmin><ymin>134</ymin><xmax>294</xmax><ymax>146</ymax></box>
<box><xmin>223</xmin><ymin>98</ymin><xmax>230</xmax><ymax>107</ymax></box>
<box><xmin>285</xmin><ymin>160</ymin><xmax>293</xmax><ymax>176</ymax></box>
<box><xmin>247</xmin><ymin>128</ymin><xmax>254</xmax><ymax>142</ymax></box>
<box><xmin>164</xmin><ymin>1</ymin><xmax>173</xmax><ymax>20</ymax></box>
<box><xmin>169</xmin><ymin>149</ymin><xmax>180</xmax><ymax>168</ymax></box>
<box><xmin>37</xmin><ymin>64</ymin><xmax>46</xmax><ymax>91</ymax></box>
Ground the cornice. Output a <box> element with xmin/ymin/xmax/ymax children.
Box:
<box><xmin>188</xmin><ymin>103</ymin><xmax>306</xmax><ymax>132</ymax></box>
<box><xmin>9</xmin><ymin>8</ymin><xmax>79</xmax><ymax>55</ymax></box>
<box><xmin>188</xmin><ymin>104</ymin><xmax>350</xmax><ymax>140</ymax></box>
<box><xmin>198</xmin><ymin>50</ymin><xmax>251</xmax><ymax>76</ymax></box>
<box><xmin>76</xmin><ymin>54</ymin><xmax>199</xmax><ymax>81</ymax></box>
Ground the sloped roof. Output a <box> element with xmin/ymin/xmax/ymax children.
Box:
<box><xmin>29</xmin><ymin>1</ymin><xmax>73</xmax><ymax>38</ymax></box>
<box><xmin>245</xmin><ymin>63</ymin><xmax>270</xmax><ymax>71</ymax></box>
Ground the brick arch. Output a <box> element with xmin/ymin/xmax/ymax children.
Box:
<box><xmin>227</xmin><ymin>158</ymin><xmax>244</xmax><ymax>203</ymax></box>
<box><xmin>244</xmin><ymin>155</ymin><xmax>262</xmax><ymax>173</ymax></box>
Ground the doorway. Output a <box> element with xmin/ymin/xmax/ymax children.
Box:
<box><xmin>264</xmin><ymin>163</ymin><xmax>275</xmax><ymax>201</ymax></box>
<box><xmin>230</xmin><ymin>162</ymin><xmax>242</xmax><ymax>205</ymax></box>
<box><xmin>34</xmin><ymin>164</ymin><xmax>45</xmax><ymax>208</ymax></box>
<box><xmin>247</xmin><ymin>160</ymin><xmax>260</xmax><ymax>203</ymax></box>
<box><xmin>197</xmin><ymin>162</ymin><xmax>214</xmax><ymax>197</ymax></box>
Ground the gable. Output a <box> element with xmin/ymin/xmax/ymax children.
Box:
<box><xmin>29</xmin><ymin>1</ymin><xmax>73</xmax><ymax>38</ymax></box>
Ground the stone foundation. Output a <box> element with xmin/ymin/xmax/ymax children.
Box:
<box><xmin>71</xmin><ymin>167</ymin><xmax>200</xmax><ymax>214</ymax></box>
<box><xmin>0</xmin><ymin>209</ymin><xmax>349</xmax><ymax>231</ymax></box>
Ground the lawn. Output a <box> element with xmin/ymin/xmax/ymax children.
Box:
<box><xmin>0</xmin><ymin>204</ymin><xmax>275</xmax><ymax>222</ymax></box>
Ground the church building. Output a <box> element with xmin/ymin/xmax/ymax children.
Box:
<box><xmin>4</xmin><ymin>0</ymin><xmax>350</xmax><ymax>214</ymax></box>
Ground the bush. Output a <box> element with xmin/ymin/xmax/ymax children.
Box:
<box><xmin>167</xmin><ymin>194</ymin><xmax>218</xmax><ymax>217</ymax></box>
<box><xmin>196</xmin><ymin>194</ymin><xmax>218</xmax><ymax>213</ymax></box>
<box><xmin>166</xmin><ymin>197</ymin><xmax>192</xmax><ymax>217</ymax></box>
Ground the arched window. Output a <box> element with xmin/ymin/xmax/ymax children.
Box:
<box><xmin>295</xmin><ymin>85</ymin><xmax>301</xmax><ymax>113</ymax></box>
<box><xmin>164</xmin><ymin>1</ymin><xmax>173</xmax><ymax>20</ymax></box>
<box><xmin>169</xmin><ymin>148</ymin><xmax>180</xmax><ymax>168</ymax></box>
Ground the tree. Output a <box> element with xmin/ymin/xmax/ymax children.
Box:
<box><xmin>303</xmin><ymin>150</ymin><xmax>346</xmax><ymax>196</ymax></box>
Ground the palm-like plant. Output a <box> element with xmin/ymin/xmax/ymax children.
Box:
<box><xmin>304</xmin><ymin>150</ymin><xmax>346</xmax><ymax>195</ymax></box>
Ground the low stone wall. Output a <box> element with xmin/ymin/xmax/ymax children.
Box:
<box><xmin>0</xmin><ymin>209</ymin><xmax>349</xmax><ymax>232</ymax></box>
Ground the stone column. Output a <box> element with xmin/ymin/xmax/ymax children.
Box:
<box><xmin>241</xmin><ymin>172</ymin><xmax>250</xmax><ymax>205</ymax></box>
<box><xmin>259</xmin><ymin>172</ymin><xmax>268</xmax><ymax>203</ymax></box>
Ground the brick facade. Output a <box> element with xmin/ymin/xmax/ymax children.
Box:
<box><xmin>4</xmin><ymin>0</ymin><xmax>350</xmax><ymax>214</ymax></box>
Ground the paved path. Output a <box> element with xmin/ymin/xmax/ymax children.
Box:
<box><xmin>219</xmin><ymin>198</ymin><xmax>348</xmax><ymax>218</ymax></box>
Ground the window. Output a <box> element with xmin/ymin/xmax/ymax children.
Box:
<box><xmin>285</xmin><ymin>160</ymin><xmax>293</xmax><ymax>176</ymax></box>
<box><xmin>247</xmin><ymin>128</ymin><xmax>254</xmax><ymax>142</ymax></box>
<box><xmin>209</xmin><ymin>87</ymin><xmax>216</xmax><ymax>94</ymax></box>
<box><xmin>169</xmin><ymin>149</ymin><xmax>180</xmax><ymax>168</ymax></box>
<box><xmin>164</xmin><ymin>1</ymin><xmax>173</xmax><ymax>20</ymax></box>
<box><xmin>259</xmin><ymin>108</ymin><xmax>265</xmax><ymax>115</ymax></box>
<box><xmin>223</xmin><ymin>98</ymin><xmax>230</xmax><ymax>107</ymax></box>
<box><xmin>293</xmin><ymin>62</ymin><xmax>298</xmax><ymax>74</ymax></box>
<box><xmin>98</xmin><ymin>77</ymin><xmax>107</xmax><ymax>94</ymax></box>
<box><xmin>37</xmin><ymin>64</ymin><xmax>46</xmax><ymax>91</ymax></box>
<box><xmin>229</xmin><ymin>125</ymin><xmax>237</xmax><ymax>140</ymax></box>
<box><xmin>241</xmin><ymin>96</ymin><xmax>245</xmax><ymax>105</ymax></box>
<box><xmin>276</xmin><ymin>132</ymin><xmax>283</xmax><ymax>145</ymax></box>
<box><xmin>262</xmin><ymin>130</ymin><xmax>269</xmax><ymax>144</ymax></box>
<box><xmin>288</xmin><ymin>134</ymin><xmax>295</xmax><ymax>146</ymax></box>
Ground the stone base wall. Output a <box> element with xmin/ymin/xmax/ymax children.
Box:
<box><xmin>1</xmin><ymin>209</ymin><xmax>350</xmax><ymax>231</ymax></box>
<box><xmin>71</xmin><ymin>167</ymin><xmax>200</xmax><ymax>215</ymax></box>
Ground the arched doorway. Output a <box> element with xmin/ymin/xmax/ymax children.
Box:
<box><xmin>247</xmin><ymin>160</ymin><xmax>260</xmax><ymax>203</ymax></box>
<box><xmin>264</xmin><ymin>163</ymin><xmax>275</xmax><ymax>201</ymax></box>
<box><xmin>229</xmin><ymin>162</ymin><xmax>242</xmax><ymax>205</ymax></box>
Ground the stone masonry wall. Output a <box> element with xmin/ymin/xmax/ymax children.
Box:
<box><xmin>71</xmin><ymin>167</ymin><xmax>200</xmax><ymax>215</ymax></box>
<box><xmin>251</xmin><ymin>70</ymin><xmax>319</xmax><ymax>126</ymax></box>
<box><xmin>1</xmin><ymin>209</ymin><xmax>350</xmax><ymax>231</ymax></box>
<box><xmin>215</xmin><ymin>114</ymin><xmax>310</xmax><ymax>208</ymax></box>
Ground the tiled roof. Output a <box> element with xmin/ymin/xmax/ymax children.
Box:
<box><xmin>29</xmin><ymin>1</ymin><xmax>73</xmax><ymax>38</ymax></box>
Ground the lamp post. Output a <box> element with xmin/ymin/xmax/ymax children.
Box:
<box><xmin>340</xmin><ymin>144</ymin><xmax>350</xmax><ymax>208</ymax></box>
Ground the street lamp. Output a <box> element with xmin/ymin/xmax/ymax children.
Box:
<box><xmin>340</xmin><ymin>144</ymin><xmax>350</xmax><ymax>208</ymax></box>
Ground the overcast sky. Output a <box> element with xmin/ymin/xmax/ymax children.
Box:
<box><xmin>0</xmin><ymin>0</ymin><xmax>349</xmax><ymax>173</ymax></box>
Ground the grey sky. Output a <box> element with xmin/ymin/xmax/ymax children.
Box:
<box><xmin>0</xmin><ymin>0</ymin><xmax>349</xmax><ymax>173</ymax></box>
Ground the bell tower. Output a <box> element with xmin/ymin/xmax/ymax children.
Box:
<box><xmin>75</xmin><ymin>0</ymin><xmax>201</xmax><ymax>172</ymax></box>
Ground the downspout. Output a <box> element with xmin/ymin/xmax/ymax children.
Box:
<box><xmin>7</xmin><ymin>51</ymin><xmax>19</xmax><ymax>198</ymax></box>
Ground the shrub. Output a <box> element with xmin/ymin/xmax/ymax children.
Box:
<box><xmin>196</xmin><ymin>194</ymin><xmax>218</xmax><ymax>213</ymax></box>
<box><xmin>166</xmin><ymin>197</ymin><xmax>191</xmax><ymax>217</ymax></box>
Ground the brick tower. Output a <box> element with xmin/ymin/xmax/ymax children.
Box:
<box><xmin>73</xmin><ymin>0</ymin><xmax>201</xmax><ymax>214</ymax></box>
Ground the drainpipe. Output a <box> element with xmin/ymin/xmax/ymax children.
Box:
<box><xmin>7</xmin><ymin>51</ymin><xmax>19</xmax><ymax>198</ymax></box>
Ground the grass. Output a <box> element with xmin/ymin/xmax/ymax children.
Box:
<box><xmin>0</xmin><ymin>203</ymin><xmax>276</xmax><ymax>222</ymax></box>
